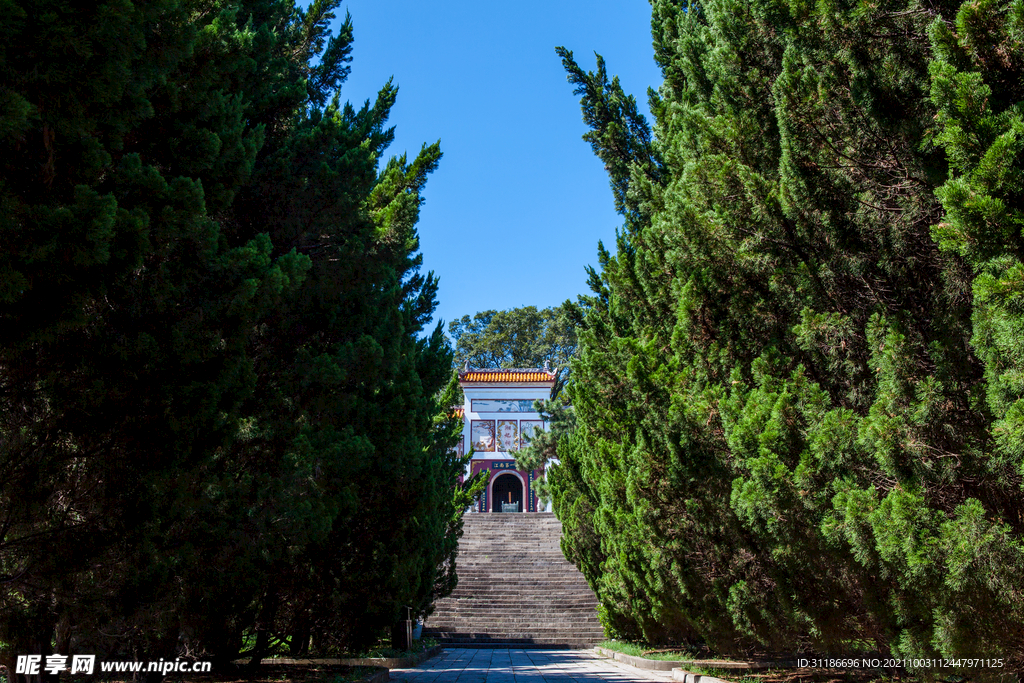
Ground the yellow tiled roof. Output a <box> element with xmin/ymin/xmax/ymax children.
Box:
<box><xmin>459</xmin><ymin>369</ymin><xmax>556</xmax><ymax>383</ymax></box>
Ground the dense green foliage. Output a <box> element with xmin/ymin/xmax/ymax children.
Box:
<box><xmin>449</xmin><ymin>304</ymin><xmax>578</xmax><ymax>390</ymax></box>
<box><xmin>0</xmin><ymin>0</ymin><xmax>465</xmax><ymax>667</ymax></box>
<box><xmin>515</xmin><ymin>397</ymin><xmax>574</xmax><ymax>509</ymax></box>
<box><xmin>553</xmin><ymin>0</ymin><xmax>1024</xmax><ymax>669</ymax></box>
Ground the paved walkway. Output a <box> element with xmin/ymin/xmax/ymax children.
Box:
<box><xmin>391</xmin><ymin>649</ymin><xmax>673</xmax><ymax>683</ymax></box>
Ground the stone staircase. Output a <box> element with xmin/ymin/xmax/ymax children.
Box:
<box><xmin>422</xmin><ymin>512</ymin><xmax>605</xmax><ymax>648</ymax></box>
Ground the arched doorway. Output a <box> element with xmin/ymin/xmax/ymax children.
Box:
<box><xmin>491</xmin><ymin>473</ymin><xmax>523</xmax><ymax>512</ymax></box>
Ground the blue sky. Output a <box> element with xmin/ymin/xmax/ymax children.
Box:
<box><xmin>327</xmin><ymin>1</ymin><xmax>663</xmax><ymax>333</ymax></box>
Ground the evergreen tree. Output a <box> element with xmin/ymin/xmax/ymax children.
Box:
<box><xmin>513</xmin><ymin>398</ymin><xmax>574</xmax><ymax>509</ymax></box>
<box><xmin>0</xmin><ymin>0</ymin><xmax>462</xmax><ymax>668</ymax></box>
<box><xmin>554</xmin><ymin>0</ymin><xmax>1024</xmax><ymax>669</ymax></box>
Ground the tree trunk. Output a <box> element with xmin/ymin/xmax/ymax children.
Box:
<box><xmin>247</xmin><ymin>589</ymin><xmax>279</xmax><ymax>669</ymax></box>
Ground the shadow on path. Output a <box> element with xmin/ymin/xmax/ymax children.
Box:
<box><xmin>391</xmin><ymin>648</ymin><xmax>674</xmax><ymax>683</ymax></box>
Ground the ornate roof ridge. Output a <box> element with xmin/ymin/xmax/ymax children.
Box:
<box><xmin>458</xmin><ymin>365</ymin><xmax>558</xmax><ymax>383</ymax></box>
<box><xmin>464</xmin><ymin>367</ymin><xmax>554</xmax><ymax>373</ymax></box>
<box><xmin>458</xmin><ymin>360</ymin><xmax>557</xmax><ymax>378</ymax></box>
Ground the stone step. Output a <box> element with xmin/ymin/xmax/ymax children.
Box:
<box><xmin>451</xmin><ymin>580</ymin><xmax>591</xmax><ymax>585</ymax></box>
<box><xmin>456</xmin><ymin>558</ymin><xmax>567</xmax><ymax>561</ymax></box>
<box><xmin>429</xmin><ymin>627</ymin><xmax>602</xmax><ymax>631</ymax></box>
<box><xmin>442</xmin><ymin>597</ymin><xmax>595</xmax><ymax>602</ymax></box>
<box><xmin>452</xmin><ymin>567</ymin><xmax>590</xmax><ymax>572</ymax></box>
<box><xmin>425</xmin><ymin>636</ymin><xmax>604</xmax><ymax>643</ymax></box>
<box><xmin>442</xmin><ymin>593</ymin><xmax>595</xmax><ymax>600</ymax></box>
<box><xmin>450</xmin><ymin>573</ymin><xmax>585</xmax><ymax>581</ymax></box>
<box><xmin>456</xmin><ymin>544</ymin><xmax>565</xmax><ymax>549</ymax></box>
<box><xmin>444</xmin><ymin>588</ymin><xmax>595</xmax><ymax>595</ymax></box>
<box><xmin>456</xmin><ymin>548</ymin><xmax>565</xmax><ymax>553</ymax></box>
<box><xmin>451</xmin><ymin>576</ymin><xmax>592</xmax><ymax>582</ymax></box>
<box><xmin>449</xmin><ymin>561</ymin><xmax>579</xmax><ymax>567</ymax></box>
<box><xmin>458</xmin><ymin>544</ymin><xmax>564</xmax><ymax>547</ymax></box>
<box><xmin>428</xmin><ymin>614</ymin><xmax>600</xmax><ymax>619</ymax></box>
<box><xmin>432</xmin><ymin>614</ymin><xmax>598</xmax><ymax>620</ymax></box>
<box><xmin>451</xmin><ymin>577</ymin><xmax>588</xmax><ymax>582</ymax></box>
<box><xmin>451</xmin><ymin>577</ymin><xmax>593</xmax><ymax>583</ymax></box>
<box><xmin>446</xmin><ymin>588</ymin><xmax>594</xmax><ymax>593</ymax></box>
<box><xmin>452</xmin><ymin>578</ymin><xmax>590</xmax><ymax>582</ymax></box>
<box><xmin>431</xmin><ymin>605</ymin><xmax>599</xmax><ymax>612</ymax></box>
<box><xmin>458</xmin><ymin>528</ymin><xmax>563</xmax><ymax>531</ymax></box>
<box><xmin>452</xmin><ymin>574</ymin><xmax>591</xmax><ymax>579</ymax></box>
<box><xmin>430</xmin><ymin>609</ymin><xmax>599</xmax><ymax>615</ymax></box>
<box><xmin>423</xmin><ymin>635</ymin><xmax>604</xmax><ymax>645</ymax></box>
<box><xmin>428</xmin><ymin>627</ymin><xmax>602</xmax><ymax>633</ymax></box>
<box><xmin>453</xmin><ymin>566</ymin><xmax>588</xmax><ymax>570</ymax></box>
<box><xmin>440</xmin><ymin>599</ymin><xmax>597</xmax><ymax>603</ymax></box>
<box><xmin>462</xmin><ymin>517</ymin><xmax>562</xmax><ymax>520</ymax></box>
<box><xmin>427</xmin><ymin>618</ymin><xmax>600</xmax><ymax>625</ymax></box>
<box><xmin>431</xmin><ymin>611</ymin><xmax>599</xmax><ymax>616</ymax></box>
<box><xmin>447</xmin><ymin>585</ymin><xmax>593</xmax><ymax>590</ymax></box>
<box><xmin>421</xmin><ymin>634</ymin><xmax>602</xmax><ymax>643</ymax></box>
<box><xmin>454</xmin><ymin>558</ymin><xmax>579</xmax><ymax>562</ymax></box>
<box><xmin>457</xmin><ymin>551</ymin><xmax>566</xmax><ymax>555</ymax></box>
<box><xmin>458</xmin><ymin>541</ymin><xmax>563</xmax><ymax>544</ymax></box>
<box><xmin>434</xmin><ymin>598</ymin><xmax>598</xmax><ymax>602</ymax></box>
<box><xmin>449</xmin><ymin>582</ymin><xmax>592</xmax><ymax>586</ymax></box>
<box><xmin>429</xmin><ymin>618</ymin><xmax>600</xmax><ymax>625</ymax></box>
<box><xmin>432</xmin><ymin>614</ymin><xmax>598</xmax><ymax>619</ymax></box>
<box><xmin>452</xmin><ymin>566</ymin><xmax>586</xmax><ymax>571</ymax></box>
<box><xmin>423</xmin><ymin>628</ymin><xmax>604</xmax><ymax>637</ymax></box>
<box><xmin>427</xmin><ymin>622</ymin><xmax>602</xmax><ymax>631</ymax></box>
<box><xmin>448</xmin><ymin>582</ymin><xmax>594</xmax><ymax>589</ymax></box>
<box><xmin>429</xmin><ymin>617</ymin><xmax>601</xmax><ymax>623</ymax></box>
<box><xmin>425</xmin><ymin>513</ymin><xmax>605</xmax><ymax>648</ymax></box>
<box><xmin>420</xmin><ymin>637</ymin><xmax>593</xmax><ymax>649</ymax></box>
<box><xmin>428</xmin><ymin>610</ymin><xmax>601</xmax><ymax>619</ymax></box>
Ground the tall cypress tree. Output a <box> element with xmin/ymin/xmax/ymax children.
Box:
<box><xmin>0</xmin><ymin>0</ymin><xmax>463</xmax><ymax>666</ymax></box>
<box><xmin>1</xmin><ymin>0</ymin><xmax>297</xmax><ymax>662</ymax></box>
<box><xmin>554</xmin><ymin>0</ymin><xmax>1024</xmax><ymax>668</ymax></box>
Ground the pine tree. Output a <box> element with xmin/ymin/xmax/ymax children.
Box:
<box><xmin>1</xmin><ymin>0</ymin><xmax>299</xmax><ymax>662</ymax></box>
<box><xmin>0</xmin><ymin>0</ymin><xmax>463</xmax><ymax>666</ymax></box>
<box><xmin>554</xmin><ymin>0</ymin><xmax>1024</xmax><ymax>668</ymax></box>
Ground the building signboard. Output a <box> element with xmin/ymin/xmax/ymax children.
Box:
<box><xmin>496</xmin><ymin>420</ymin><xmax>518</xmax><ymax>451</ymax></box>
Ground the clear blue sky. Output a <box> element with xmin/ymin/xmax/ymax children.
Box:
<box><xmin>324</xmin><ymin>1</ymin><xmax>663</xmax><ymax>332</ymax></box>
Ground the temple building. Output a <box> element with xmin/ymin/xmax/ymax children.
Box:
<box><xmin>456</xmin><ymin>363</ymin><xmax>556</xmax><ymax>513</ymax></box>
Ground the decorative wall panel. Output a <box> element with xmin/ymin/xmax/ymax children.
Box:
<box><xmin>519</xmin><ymin>420</ymin><xmax>545</xmax><ymax>449</ymax></box>
<box><xmin>471</xmin><ymin>399</ymin><xmax>536</xmax><ymax>413</ymax></box>
<box><xmin>471</xmin><ymin>420</ymin><xmax>495</xmax><ymax>452</ymax></box>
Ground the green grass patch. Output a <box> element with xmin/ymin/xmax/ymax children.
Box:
<box><xmin>597</xmin><ymin>640</ymin><xmax>698</xmax><ymax>661</ymax></box>
<box><xmin>347</xmin><ymin>637</ymin><xmax>438</xmax><ymax>660</ymax></box>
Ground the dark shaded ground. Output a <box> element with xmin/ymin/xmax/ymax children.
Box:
<box><xmin>184</xmin><ymin>664</ymin><xmax>379</xmax><ymax>683</ymax></box>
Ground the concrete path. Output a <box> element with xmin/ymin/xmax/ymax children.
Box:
<box><xmin>391</xmin><ymin>648</ymin><xmax>674</xmax><ymax>683</ymax></box>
